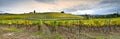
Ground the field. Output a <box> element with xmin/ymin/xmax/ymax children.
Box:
<box><xmin>0</xmin><ymin>12</ymin><xmax>120</xmax><ymax>39</ymax></box>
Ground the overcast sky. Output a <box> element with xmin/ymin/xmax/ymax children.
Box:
<box><xmin>0</xmin><ymin>0</ymin><xmax>119</xmax><ymax>15</ymax></box>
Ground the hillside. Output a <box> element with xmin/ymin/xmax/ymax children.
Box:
<box><xmin>0</xmin><ymin>12</ymin><xmax>84</xmax><ymax>20</ymax></box>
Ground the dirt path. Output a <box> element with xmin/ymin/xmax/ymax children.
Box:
<box><xmin>40</xmin><ymin>23</ymin><xmax>51</xmax><ymax>34</ymax></box>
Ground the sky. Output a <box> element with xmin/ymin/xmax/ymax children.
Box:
<box><xmin>0</xmin><ymin>0</ymin><xmax>120</xmax><ymax>15</ymax></box>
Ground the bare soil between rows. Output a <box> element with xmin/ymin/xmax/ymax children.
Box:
<box><xmin>0</xmin><ymin>24</ymin><xmax>120</xmax><ymax>39</ymax></box>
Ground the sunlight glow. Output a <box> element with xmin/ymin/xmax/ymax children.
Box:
<box><xmin>71</xmin><ymin>10</ymin><xmax>94</xmax><ymax>15</ymax></box>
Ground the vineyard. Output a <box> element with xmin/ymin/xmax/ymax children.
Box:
<box><xmin>0</xmin><ymin>13</ymin><xmax>120</xmax><ymax>39</ymax></box>
<box><xmin>0</xmin><ymin>17</ymin><xmax>119</xmax><ymax>27</ymax></box>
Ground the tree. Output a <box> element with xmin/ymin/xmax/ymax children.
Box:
<box><xmin>34</xmin><ymin>10</ymin><xmax>36</xmax><ymax>13</ymax></box>
<box><xmin>61</xmin><ymin>11</ymin><xmax>64</xmax><ymax>13</ymax></box>
<box><xmin>85</xmin><ymin>14</ymin><xmax>90</xmax><ymax>19</ymax></box>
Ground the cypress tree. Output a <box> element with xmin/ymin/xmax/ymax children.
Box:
<box><xmin>34</xmin><ymin>10</ymin><xmax>36</xmax><ymax>13</ymax></box>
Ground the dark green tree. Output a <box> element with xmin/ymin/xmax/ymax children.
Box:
<box><xmin>61</xmin><ymin>11</ymin><xmax>64</xmax><ymax>13</ymax></box>
<box><xmin>34</xmin><ymin>10</ymin><xmax>36</xmax><ymax>13</ymax></box>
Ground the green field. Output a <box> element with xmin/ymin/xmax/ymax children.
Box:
<box><xmin>0</xmin><ymin>17</ymin><xmax>119</xmax><ymax>27</ymax></box>
<box><xmin>0</xmin><ymin>12</ymin><xmax>84</xmax><ymax>20</ymax></box>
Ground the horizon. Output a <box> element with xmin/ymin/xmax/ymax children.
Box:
<box><xmin>0</xmin><ymin>11</ymin><xmax>119</xmax><ymax>15</ymax></box>
<box><xmin>0</xmin><ymin>0</ymin><xmax>120</xmax><ymax>15</ymax></box>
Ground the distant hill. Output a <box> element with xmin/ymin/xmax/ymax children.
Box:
<box><xmin>79</xmin><ymin>13</ymin><xmax>120</xmax><ymax>19</ymax></box>
<box><xmin>0</xmin><ymin>12</ymin><xmax>84</xmax><ymax>20</ymax></box>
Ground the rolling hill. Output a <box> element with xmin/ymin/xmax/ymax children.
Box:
<box><xmin>0</xmin><ymin>12</ymin><xmax>84</xmax><ymax>20</ymax></box>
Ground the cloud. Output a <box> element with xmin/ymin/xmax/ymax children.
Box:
<box><xmin>64</xmin><ymin>0</ymin><xmax>120</xmax><ymax>14</ymax></box>
<box><xmin>1</xmin><ymin>0</ymin><xmax>100</xmax><ymax>12</ymax></box>
<box><xmin>35</xmin><ymin>0</ymin><xmax>56</xmax><ymax>4</ymax></box>
<box><xmin>0</xmin><ymin>0</ymin><xmax>119</xmax><ymax>14</ymax></box>
<box><xmin>100</xmin><ymin>0</ymin><xmax>120</xmax><ymax>4</ymax></box>
<box><xmin>0</xmin><ymin>10</ymin><xmax>5</xmax><ymax>13</ymax></box>
<box><xmin>0</xmin><ymin>0</ymin><xmax>30</xmax><ymax>7</ymax></box>
<box><xmin>69</xmin><ymin>10</ymin><xmax>95</xmax><ymax>15</ymax></box>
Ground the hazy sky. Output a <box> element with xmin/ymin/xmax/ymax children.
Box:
<box><xmin>0</xmin><ymin>0</ymin><xmax>119</xmax><ymax>15</ymax></box>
